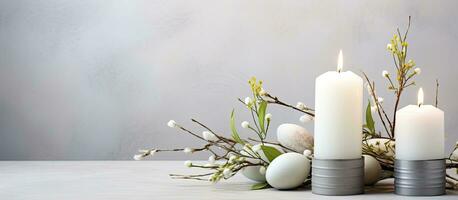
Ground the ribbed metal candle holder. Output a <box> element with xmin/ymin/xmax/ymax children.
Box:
<box><xmin>312</xmin><ymin>157</ymin><xmax>364</xmax><ymax>195</ymax></box>
<box><xmin>394</xmin><ymin>159</ymin><xmax>446</xmax><ymax>196</ymax></box>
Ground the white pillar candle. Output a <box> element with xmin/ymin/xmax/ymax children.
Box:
<box><xmin>395</xmin><ymin>88</ymin><xmax>444</xmax><ymax>160</ymax></box>
<box><xmin>314</xmin><ymin>50</ymin><xmax>363</xmax><ymax>159</ymax></box>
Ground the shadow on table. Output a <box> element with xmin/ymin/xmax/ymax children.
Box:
<box><xmin>175</xmin><ymin>178</ymin><xmax>458</xmax><ymax>196</ymax></box>
<box><xmin>364</xmin><ymin>182</ymin><xmax>394</xmax><ymax>194</ymax></box>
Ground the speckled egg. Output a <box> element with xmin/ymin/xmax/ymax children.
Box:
<box><xmin>277</xmin><ymin>123</ymin><xmax>313</xmax><ymax>153</ymax></box>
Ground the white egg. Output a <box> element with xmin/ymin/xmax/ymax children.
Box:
<box><xmin>266</xmin><ymin>152</ymin><xmax>310</xmax><ymax>189</ymax></box>
<box><xmin>242</xmin><ymin>166</ymin><xmax>266</xmax><ymax>182</ymax></box>
<box><xmin>363</xmin><ymin>155</ymin><xmax>382</xmax><ymax>185</ymax></box>
<box><xmin>240</xmin><ymin>143</ymin><xmax>284</xmax><ymax>182</ymax></box>
<box><xmin>277</xmin><ymin>123</ymin><xmax>313</xmax><ymax>153</ymax></box>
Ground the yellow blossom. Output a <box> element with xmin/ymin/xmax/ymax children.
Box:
<box><xmin>248</xmin><ymin>76</ymin><xmax>263</xmax><ymax>96</ymax></box>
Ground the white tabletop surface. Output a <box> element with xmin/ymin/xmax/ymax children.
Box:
<box><xmin>0</xmin><ymin>161</ymin><xmax>457</xmax><ymax>200</ymax></box>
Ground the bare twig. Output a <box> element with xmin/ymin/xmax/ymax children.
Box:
<box><xmin>435</xmin><ymin>79</ymin><xmax>439</xmax><ymax>107</ymax></box>
<box><xmin>363</xmin><ymin>73</ymin><xmax>392</xmax><ymax>138</ymax></box>
<box><xmin>263</xmin><ymin>93</ymin><xmax>315</xmax><ymax>117</ymax></box>
<box><xmin>191</xmin><ymin>118</ymin><xmax>236</xmax><ymax>144</ymax></box>
<box><xmin>447</xmin><ymin>163</ymin><xmax>458</xmax><ymax>169</ymax></box>
<box><xmin>170</xmin><ymin>172</ymin><xmax>213</xmax><ymax>178</ymax></box>
<box><xmin>403</xmin><ymin>16</ymin><xmax>412</xmax><ymax>41</ymax></box>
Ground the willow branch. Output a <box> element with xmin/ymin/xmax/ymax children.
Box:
<box><xmin>247</xmin><ymin>138</ymin><xmax>299</xmax><ymax>153</ymax></box>
<box><xmin>363</xmin><ymin>72</ymin><xmax>392</xmax><ymax>138</ymax></box>
<box><xmin>391</xmin><ymin>86</ymin><xmax>402</xmax><ymax>138</ymax></box>
<box><xmin>176</xmin><ymin>124</ymin><xmax>255</xmax><ymax>160</ymax></box>
<box><xmin>191</xmin><ymin>118</ymin><xmax>235</xmax><ymax>144</ymax></box>
<box><xmin>169</xmin><ymin>172</ymin><xmax>213</xmax><ymax>178</ymax></box>
<box><xmin>264</xmin><ymin>93</ymin><xmax>315</xmax><ymax>117</ymax></box>
<box><xmin>170</xmin><ymin>177</ymin><xmax>209</xmax><ymax>181</ymax></box>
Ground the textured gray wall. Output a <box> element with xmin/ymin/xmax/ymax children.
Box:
<box><xmin>0</xmin><ymin>0</ymin><xmax>457</xmax><ymax>160</ymax></box>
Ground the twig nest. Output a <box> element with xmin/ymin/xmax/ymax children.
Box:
<box><xmin>277</xmin><ymin>123</ymin><xmax>313</xmax><ymax>153</ymax></box>
<box><xmin>241</xmin><ymin>143</ymin><xmax>284</xmax><ymax>182</ymax></box>
<box><xmin>451</xmin><ymin>148</ymin><xmax>458</xmax><ymax>160</ymax></box>
<box><xmin>266</xmin><ymin>152</ymin><xmax>310</xmax><ymax>190</ymax></box>
<box><xmin>363</xmin><ymin>155</ymin><xmax>382</xmax><ymax>185</ymax></box>
<box><xmin>365</xmin><ymin>138</ymin><xmax>395</xmax><ymax>157</ymax></box>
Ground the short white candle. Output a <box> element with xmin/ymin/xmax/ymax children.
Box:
<box><xmin>314</xmin><ymin>50</ymin><xmax>363</xmax><ymax>159</ymax></box>
<box><xmin>395</xmin><ymin>88</ymin><xmax>444</xmax><ymax>160</ymax></box>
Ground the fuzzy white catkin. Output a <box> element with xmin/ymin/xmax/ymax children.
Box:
<box><xmin>299</xmin><ymin>115</ymin><xmax>313</xmax><ymax>123</ymax></box>
<box><xmin>183</xmin><ymin>147</ymin><xmax>192</xmax><ymax>154</ymax></box>
<box><xmin>371</xmin><ymin>106</ymin><xmax>378</xmax><ymax>112</ymax></box>
<box><xmin>202</xmin><ymin>131</ymin><xmax>217</xmax><ymax>141</ymax></box>
<box><xmin>223</xmin><ymin>168</ymin><xmax>232</xmax><ymax>178</ymax></box>
<box><xmin>303</xmin><ymin>149</ymin><xmax>312</xmax><ymax>157</ymax></box>
<box><xmin>167</xmin><ymin>120</ymin><xmax>177</xmax><ymax>128</ymax></box>
<box><xmin>133</xmin><ymin>154</ymin><xmax>143</xmax><ymax>161</ymax></box>
<box><xmin>265</xmin><ymin>113</ymin><xmax>272</xmax><ymax>120</ymax></box>
<box><xmin>149</xmin><ymin>149</ymin><xmax>157</xmax><ymax>156</ymax></box>
<box><xmin>259</xmin><ymin>166</ymin><xmax>266</xmax><ymax>175</ymax></box>
<box><xmin>296</xmin><ymin>102</ymin><xmax>306</xmax><ymax>110</ymax></box>
<box><xmin>244</xmin><ymin>97</ymin><xmax>252</xmax><ymax>105</ymax></box>
<box><xmin>241</xmin><ymin>121</ymin><xmax>249</xmax><ymax>129</ymax></box>
<box><xmin>251</xmin><ymin>145</ymin><xmax>261</xmax><ymax>153</ymax></box>
<box><xmin>184</xmin><ymin>160</ymin><xmax>192</xmax><ymax>168</ymax></box>
<box><xmin>387</xmin><ymin>44</ymin><xmax>393</xmax><ymax>50</ymax></box>
<box><xmin>208</xmin><ymin>155</ymin><xmax>215</xmax><ymax>164</ymax></box>
<box><xmin>229</xmin><ymin>155</ymin><xmax>237</xmax><ymax>163</ymax></box>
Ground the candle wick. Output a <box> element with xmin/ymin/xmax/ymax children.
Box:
<box><xmin>418</xmin><ymin>103</ymin><xmax>422</xmax><ymax>107</ymax></box>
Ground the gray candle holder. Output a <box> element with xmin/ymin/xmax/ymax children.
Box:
<box><xmin>312</xmin><ymin>157</ymin><xmax>364</xmax><ymax>195</ymax></box>
<box><xmin>394</xmin><ymin>159</ymin><xmax>446</xmax><ymax>196</ymax></box>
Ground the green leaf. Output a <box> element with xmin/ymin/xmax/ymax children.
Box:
<box><xmin>251</xmin><ymin>182</ymin><xmax>271</xmax><ymax>190</ymax></box>
<box><xmin>230</xmin><ymin>109</ymin><xmax>245</xmax><ymax>145</ymax></box>
<box><xmin>257</xmin><ymin>101</ymin><xmax>267</xmax><ymax>138</ymax></box>
<box><xmin>261</xmin><ymin>145</ymin><xmax>282</xmax><ymax>162</ymax></box>
<box><xmin>365</xmin><ymin>101</ymin><xmax>375</xmax><ymax>134</ymax></box>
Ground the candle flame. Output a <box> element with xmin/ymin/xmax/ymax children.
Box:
<box><xmin>337</xmin><ymin>50</ymin><xmax>343</xmax><ymax>72</ymax></box>
<box><xmin>417</xmin><ymin>87</ymin><xmax>424</xmax><ymax>106</ymax></box>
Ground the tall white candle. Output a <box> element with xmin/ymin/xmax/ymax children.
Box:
<box><xmin>395</xmin><ymin>88</ymin><xmax>444</xmax><ymax>160</ymax></box>
<box><xmin>314</xmin><ymin>50</ymin><xmax>363</xmax><ymax>159</ymax></box>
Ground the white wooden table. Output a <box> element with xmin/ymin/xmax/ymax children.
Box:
<box><xmin>0</xmin><ymin>161</ymin><xmax>457</xmax><ymax>200</ymax></box>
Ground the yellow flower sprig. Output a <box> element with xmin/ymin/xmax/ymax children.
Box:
<box><xmin>248</xmin><ymin>76</ymin><xmax>264</xmax><ymax>97</ymax></box>
<box><xmin>367</xmin><ymin>16</ymin><xmax>421</xmax><ymax>139</ymax></box>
